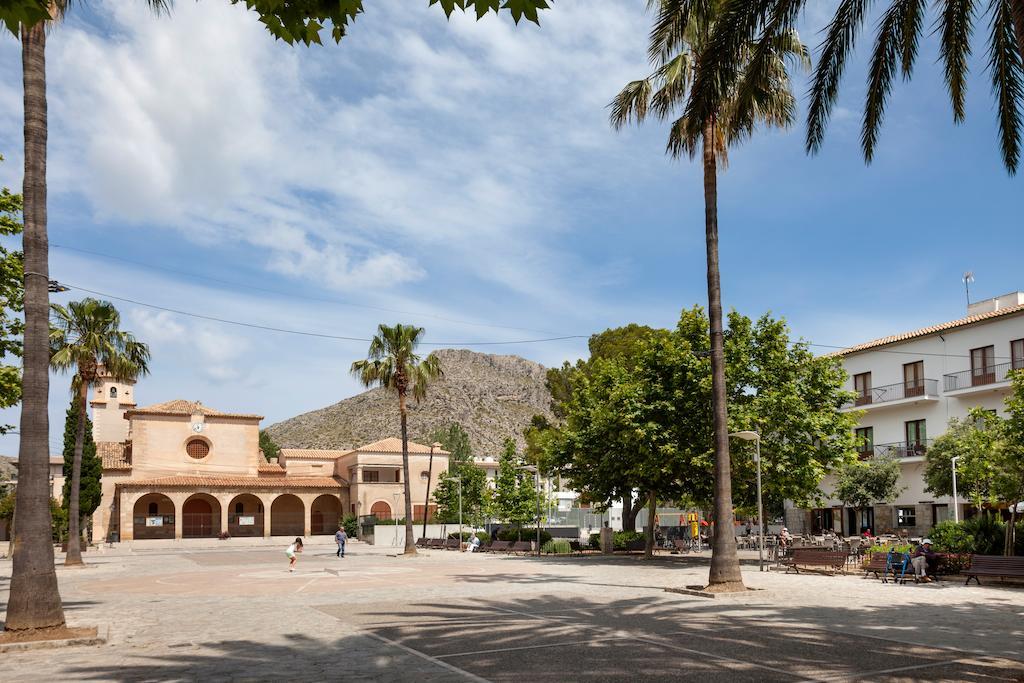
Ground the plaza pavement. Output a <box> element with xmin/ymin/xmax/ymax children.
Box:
<box><xmin>1</xmin><ymin>539</ymin><xmax>1023</xmax><ymax>682</ymax></box>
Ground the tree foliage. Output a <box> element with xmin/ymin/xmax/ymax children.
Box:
<box><xmin>925</xmin><ymin>408</ymin><xmax>1006</xmax><ymax>505</ymax></box>
<box><xmin>834</xmin><ymin>456</ymin><xmax>904</xmax><ymax>511</ymax></box>
<box><xmin>548</xmin><ymin>308</ymin><xmax>858</xmax><ymax>519</ymax></box>
<box><xmin>493</xmin><ymin>437</ymin><xmax>537</xmax><ymax>525</ymax></box>
<box><xmin>431</xmin><ymin>423</ymin><xmax>472</xmax><ymax>465</ymax></box>
<box><xmin>431</xmin><ymin>422</ymin><xmax>488</xmax><ymax>525</ymax></box>
<box><xmin>259</xmin><ymin>430</ymin><xmax>282</xmax><ymax>461</ymax></box>
<box><xmin>228</xmin><ymin>0</ymin><xmax>550</xmax><ymax>46</ymax></box>
<box><xmin>61</xmin><ymin>401</ymin><xmax>101</xmax><ymax>520</ymax></box>
<box><xmin>0</xmin><ymin>156</ymin><xmax>24</xmax><ymax>433</ymax></box>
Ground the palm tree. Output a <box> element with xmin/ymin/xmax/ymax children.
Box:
<box><xmin>351</xmin><ymin>324</ymin><xmax>443</xmax><ymax>555</ymax></box>
<box><xmin>685</xmin><ymin>0</ymin><xmax>1024</xmax><ymax>173</ymax></box>
<box><xmin>50</xmin><ymin>298</ymin><xmax>150</xmax><ymax>566</ymax></box>
<box><xmin>610</xmin><ymin>0</ymin><xmax>809</xmax><ymax>589</ymax></box>
<box><xmin>0</xmin><ymin>0</ymin><xmax>167</xmax><ymax>633</ymax></box>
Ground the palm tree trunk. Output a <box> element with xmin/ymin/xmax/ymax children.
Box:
<box><xmin>6</xmin><ymin>20</ymin><xmax>66</xmax><ymax>631</ymax></box>
<box><xmin>64</xmin><ymin>381</ymin><xmax>87</xmax><ymax>566</ymax></box>
<box><xmin>703</xmin><ymin>117</ymin><xmax>744</xmax><ymax>589</ymax></box>
<box><xmin>398</xmin><ymin>394</ymin><xmax>416</xmax><ymax>555</ymax></box>
<box><xmin>644</xmin><ymin>490</ymin><xmax>656</xmax><ymax>559</ymax></box>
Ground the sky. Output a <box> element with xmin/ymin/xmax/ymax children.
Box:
<box><xmin>0</xmin><ymin>0</ymin><xmax>1020</xmax><ymax>457</ymax></box>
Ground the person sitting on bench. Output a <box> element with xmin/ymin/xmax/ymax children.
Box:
<box><xmin>911</xmin><ymin>539</ymin><xmax>937</xmax><ymax>582</ymax></box>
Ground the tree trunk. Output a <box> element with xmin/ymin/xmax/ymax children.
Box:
<box><xmin>64</xmin><ymin>381</ymin><xmax>87</xmax><ymax>566</ymax></box>
<box><xmin>422</xmin><ymin>448</ymin><xmax>434</xmax><ymax>541</ymax></box>
<box><xmin>703</xmin><ymin>117</ymin><xmax>744</xmax><ymax>589</ymax></box>
<box><xmin>644</xmin><ymin>490</ymin><xmax>656</xmax><ymax>559</ymax></box>
<box><xmin>6</xmin><ymin>21</ymin><xmax>66</xmax><ymax>631</ymax></box>
<box><xmin>398</xmin><ymin>394</ymin><xmax>416</xmax><ymax>555</ymax></box>
<box><xmin>620</xmin><ymin>493</ymin><xmax>643</xmax><ymax>532</ymax></box>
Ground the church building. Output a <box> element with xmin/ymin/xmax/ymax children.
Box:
<box><xmin>90</xmin><ymin>370</ymin><xmax>449</xmax><ymax>542</ymax></box>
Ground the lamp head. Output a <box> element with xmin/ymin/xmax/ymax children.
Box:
<box><xmin>729</xmin><ymin>430</ymin><xmax>760</xmax><ymax>441</ymax></box>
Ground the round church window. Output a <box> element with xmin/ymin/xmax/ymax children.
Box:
<box><xmin>186</xmin><ymin>439</ymin><xmax>210</xmax><ymax>459</ymax></box>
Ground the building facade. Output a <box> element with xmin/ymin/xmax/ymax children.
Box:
<box><xmin>786</xmin><ymin>292</ymin><xmax>1024</xmax><ymax>537</ymax></box>
<box><xmin>90</xmin><ymin>371</ymin><xmax>448</xmax><ymax>542</ymax></box>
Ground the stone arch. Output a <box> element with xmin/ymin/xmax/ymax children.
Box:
<box><xmin>228</xmin><ymin>493</ymin><xmax>265</xmax><ymax>537</ymax></box>
<box><xmin>182</xmin><ymin>493</ymin><xmax>222</xmax><ymax>538</ymax></box>
<box><xmin>270</xmin><ymin>494</ymin><xmax>305</xmax><ymax>537</ymax></box>
<box><xmin>132</xmin><ymin>493</ymin><xmax>175</xmax><ymax>540</ymax></box>
<box><xmin>310</xmin><ymin>494</ymin><xmax>342</xmax><ymax>535</ymax></box>
<box><xmin>370</xmin><ymin>500</ymin><xmax>392</xmax><ymax>520</ymax></box>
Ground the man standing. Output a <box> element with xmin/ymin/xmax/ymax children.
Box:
<box><xmin>335</xmin><ymin>524</ymin><xmax>347</xmax><ymax>558</ymax></box>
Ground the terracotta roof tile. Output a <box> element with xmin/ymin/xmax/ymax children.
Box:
<box><xmin>257</xmin><ymin>463</ymin><xmax>286</xmax><ymax>474</ymax></box>
<box><xmin>831</xmin><ymin>303</ymin><xmax>1024</xmax><ymax>356</ymax></box>
<box><xmin>119</xmin><ymin>476</ymin><xmax>341</xmax><ymax>489</ymax></box>
<box><xmin>351</xmin><ymin>438</ymin><xmax>449</xmax><ymax>455</ymax></box>
<box><xmin>97</xmin><ymin>441</ymin><xmax>131</xmax><ymax>470</ymax></box>
<box><xmin>281</xmin><ymin>448</ymin><xmax>348</xmax><ymax>460</ymax></box>
<box><xmin>125</xmin><ymin>399</ymin><xmax>262</xmax><ymax>420</ymax></box>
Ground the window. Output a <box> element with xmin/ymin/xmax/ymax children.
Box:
<box><xmin>420</xmin><ymin>471</ymin><xmax>430</xmax><ymax>481</ymax></box>
<box><xmin>854</xmin><ymin>372</ymin><xmax>872</xmax><ymax>405</ymax></box>
<box><xmin>903</xmin><ymin>361</ymin><xmax>924</xmax><ymax>396</ymax></box>
<box><xmin>905</xmin><ymin>419</ymin><xmax>927</xmax><ymax>456</ymax></box>
<box><xmin>363</xmin><ymin>470</ymin><xmax>379</xmax><ymax>483</ymax></box>
<box><xmin>971</xmin><ymin>345</ymin><xmax>996</xmax><ymax>385</ymax></box>
<box><xmin>110</xmin><ymin>387</ymin><xmax>117</xmax><ymax>398</ymax></box>
<box><xmin>1012</xmin><ymin>339</ymin><xmax>1024</xmax><ymax>370</ymax></box>
<box><xmin>854</xmin><ymin>427</ymin><xmax>874</xmax><ymax>457</ymax></box>
<box><xmin>234</xmin><ymin>502</ymin><xmax>243</xmax><ymax>514</ymax></box>
<box><xmin>148</xmin><ymin>502</ymin><xmax>158</xmax><ymax>515</ymax></box>
<box><xmin>896</xmin><ymin>507</ymin><xmax>917</xmax><ymax>528</ymax></box>
<box><xmin>186</xmin><ymin>439</ymin><xmax>210</xmax><ymax>459</ymax></box>
<box><xmin>932</xmin><ymin>504</ymin><xmax>949</xmax><ymax>525</ymax></box>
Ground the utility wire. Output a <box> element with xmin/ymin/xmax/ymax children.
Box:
<box><xmin>51</xmin><ymin>243</ymin><xmax>563</xmax><ymax>336</ymax></box>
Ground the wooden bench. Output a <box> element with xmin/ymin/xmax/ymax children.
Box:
<box><xmin>444</xmin><ymin>538</ymin><xmax>460</xmax><ymax>550</ymax></box>
<box><xmin>964</xmin><ymin>555</ymin><xmax>1024</xmax><ymax>585</ymax></box>
<box><xmin>624</xmin><ymin>539</ymin><xmax>646</xmax><ymax>553</ymax></box>
<box><xmin>510</xmin><ymin>541</ymin><xmax>533</xmax><ymax>555</ymax></box>
<box><xmin>863</xmin><ymin>552</ymin><xmax>910</xmax><ymax>584</ymax></box>
<box><xmin>415</xmin><ymin>538</ymin><xmax>428</xmax><ymax>548</ymax></box>
<box><xmin>427</xmin><ymin>539</ymin><xmax>445</xmax><ymax>549</ymax></box>
<box><xmin>568</xmin><ymin>540</ymin><xmax>587</xmax><ymax>555</ymax></box>
<box><xmin>786</xmin><ymin>548</ymin><xmax>847</xmax><ymax>574</ymax></box>
<box><xmin>487</xmin><ymin>540</ymin><xmax>512</xmax><ymax>553</ymax></box>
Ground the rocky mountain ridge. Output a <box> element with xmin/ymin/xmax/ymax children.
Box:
<box><xmin>266</xmin><ymin>348</ymin><xmax>556</xmax><ymax>455</ymax></box>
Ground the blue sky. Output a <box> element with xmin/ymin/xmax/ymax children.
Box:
<box><xmin>0</xmin><ymin>0</ymin><xmax>1020</xmax><ymax>455</ymax></box>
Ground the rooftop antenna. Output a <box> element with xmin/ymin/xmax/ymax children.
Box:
<box><xmin>963</xmin><ymin>271</ymin><xmax>975</xmax><ymax>308</ymax></box>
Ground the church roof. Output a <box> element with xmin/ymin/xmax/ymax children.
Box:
<box><xmin>118</xmin><ymin>476</ymin><xmax>342</xmax><ymax>489</ymax></box>
<box><xmin>97</xmin><ymin>442</ymin><xmax>131</xmax><ymax>470</ymax></box>
<box><xmin>125</xmin><ymin>400</ymin><xmax>263</xmax><ymax>420</ymax></box>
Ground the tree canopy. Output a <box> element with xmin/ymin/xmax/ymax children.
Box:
<box><xmin>834</xmin><ymin>456</ymin><xmax>903</xmax><ymax>511</ymax></box>
<box><xmin>431</xmin><ymin>422</ymin><xmax>488</xmax><ymax>525</ymax></box>
<box><xmin>0</xmin><ymin>156</ymin><xmax>24</xmax><ymax>434</ymax></box>
<box><xmin>61</xmin><ymin>401</ymin><xmax>102</xmax><ymax>522</ymax></box>
<box><xmin>259</xmin><ymin>430</ymin><xmax>282</xmax><ymax>461</ymax></box>
<box><xmin>492</xmin><ymin>437</ymin><xmax>537</xmax><ymax>525</ymax></box>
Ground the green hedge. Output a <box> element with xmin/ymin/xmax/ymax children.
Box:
<box><xmin>497</xmin><ymin>527</ymin><xmax>552</xmax><ymax>545</ymax></box>
<box><xmin>586</xmin><ymin>530</ymin><xmax>647</xmax><ymax>550</ymax></box>
<box><xmin>542</xmin><ymin>540</ymin><xmax>572</xmax><ymax>554</ymax></box>
<box><xmin>930</xmin><ymin>516</ymin><xmax>1024</xmax><ymax>556</ymax></box>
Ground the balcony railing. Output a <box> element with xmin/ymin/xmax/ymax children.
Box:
<box><xmin>845</xmin><ymin>378</ymin><xmax>939</xmax><ymax>409</ymax></box>
<box><xmin>944</xmin><ymin>361</ymin><xmax>1022</xmax><ymax>392</ymax></box>
<box><xmin>872</xmin><ymin>440</ymin><xmax>933</xmax><ymax>459</ymax></box>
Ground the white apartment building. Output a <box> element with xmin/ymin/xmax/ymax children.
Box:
<box><xmin>786</xmin><ymin>292</ymin><xmax>1024</xmax><ymax>537</ymax></box>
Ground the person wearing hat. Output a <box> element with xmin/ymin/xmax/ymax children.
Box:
<box><xmin>911</xmin><ymin>539</ymin><xmax>937</xmax><ymax>582</ymax></box>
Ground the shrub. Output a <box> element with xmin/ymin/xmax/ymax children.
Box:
<box><xmin>341</xmin><ymin>515</ymin><xmax>358</xmax><ymax>537</ymax></box>
<box><xmin>588</xmin><ymin>532</ymin><xmax>601</xmax><ymax>549</ymax></box>
<box><xmin>448</xmin><ymin>531</ymin><xmax>475</xmax><ymax>541</ymax></box>
<box><xmin>475</xmin><ymin>531</ymin><xmax>489</xmax><ymax>545</ymax></box>
<box><xmin>613</xmin><ymin>530</ymin><xmax>645</xmax><ymax>550</ymax></box>
<box><xmin>497</xmin><ymin>526</ymin><xmax>552</xmax><ymax>545</ymax></box>
<box><xmin>542</xmin><ymin>540</ymin><xmax>572</xmax><ymax>554</ymax></box>
<box><xmin>929</xmin><ymin>520</ymin><xmax>975</xmax><ymax>554</ymax></box>
<box><xmin>962</xmin><ymin>514</ymin><xmax>1006</xmax><ymax>555</ymax></box>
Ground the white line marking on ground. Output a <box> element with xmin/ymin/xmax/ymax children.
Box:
<box><xmin>295</xmin><ymin>577</ymin><xmax>321</xmax><ymax>593</ymax></box>
<box><xmin>362</xmin><ymin>631</ymin><xmax>492</xmax><ymax>683</ymax></box>
<box><xmin>814</xmin><ymin>658</ymin><xmax>971</xmax><ymax>682</ymax></box>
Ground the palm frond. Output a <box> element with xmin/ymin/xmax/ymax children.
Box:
<box><xmin>988</xmin><ymin>0</ymin><xmax>1023</xmax><ymax>173</ymax></box>
<box><xmin>939</xmin><ymin>0</ymin><xmax>976</xmax><ymax>122</ymax></box>
<box><xmin>647</xmin><ymin>0</ymin><xmax>705</xmax><ymax>64</ymax></box>
<box><xmin>609</xmin><ymin>79</ymin><xmax>655</xmax><ymax>128</ymax></box>
<box><xmin>651</xmin><ymin>52</ymin><xmax>694</xmax><ymax>118</ymax></box>
<box><xmin>806</xmin><ymin>0</ymin><xmax>872</xmax><ymax>154</ymax></box>
<box><xmin>898</xmin><ymin>0</ymin><xmax>927</xmax><ymax>77</ymax></box>
<box><xmin>862</xmin><ymin>1</ymin><xmax>912</xmax><ymax>163</ymax></box>
<box><xmin>666</xmin><ymin>114</ymin><xmax>701</xmax><ymax>159</ymax></box>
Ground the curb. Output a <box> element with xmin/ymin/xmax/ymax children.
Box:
<box><xmin>0</xmin><ymin>624</ymin><xmax>108</xmax><ymax>654</ymax></box>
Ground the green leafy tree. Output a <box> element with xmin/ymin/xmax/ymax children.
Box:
<box><xmin>60</xmin><ymin>400</ymin><xmax>101</xmax><ymax>546</ymax></box>
<box><xmin>1002</xmin><ymin>371</ymin><xmax>1024</xmax><ymax>553</ymax></box>
<box><xmin>259</xmin><ymin>430</ymin><xmax>282</xmax><ymax>461</ymax></box>
<box><xmin>228</xmin><ymin>0</ymin><xmax>550</xmax><ymax>45</ymax></box>
<box><xmin>685</xmin><ymin>0</ymin><xmax>1024</xmax><ymax>173</ymax></box>
<box><xmin>351</xmin><ymin>324</ymin><xmax>442</xmax><ymax>555</ymax></box>
<box><xmin>432</xmin><ymin>423</ymin><xmax>472</xmax><ymax>462</ymax></box>
<box><xmin>429</xmin><ymin>423</ymin><xmax>486</xmax><ymax>528</ymax></box>
<box><xmin>493</xmin><ymin>437</ymin><xmax>537</xmax><ymax>530</ymax></box>
<box><xmin>834</xmin><ymin>456</ymin><xmax>904</xmax><ymax>527</ymax></box>
<box><xmin>50</xmin><ymin>298</ymin><xmax>150</xmax><ymax>567</ymax></box>
<box><xmin>610</xmin><ymin>0</ymin><xmax>810</xmax><ymax>590</ymax></box>
<box><xmin>925</xmin><ymin>409</ymin><xmax>1005</xmax><ymax>507</ymax></box>
<box><xmin>1</xmin><ymin>0</ymin><xmax>167</xmax><ymax>634</ymax></box>
<box><xmin>0</xmin><ymin>156</ymin><xmax>24</xmax><ymax>434</ymax></box>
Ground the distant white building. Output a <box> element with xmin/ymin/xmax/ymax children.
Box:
<box><xmin>786</xmin><ymin>292</ymin><xmax>1024</xmax><ymax>537</ymax></box>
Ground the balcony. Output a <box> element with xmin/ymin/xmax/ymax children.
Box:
<box><xmin>842</xmin><ymin>379</ymin><xmax>940</xmax><ymax>412</ymax></box>
<box><xmin>943</xmin><ymin>361</ymin><xmax>1022</xmax><ymax>395</ymax></box>
<box><xmin>868</xmin><ymin>440</ymin><xmax>933</xmax><ymax>459</ymax></box>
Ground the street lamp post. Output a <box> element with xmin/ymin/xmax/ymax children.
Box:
<box><xmin>729</xmin><ymin>430</ymin><xmax>764</xmax><ymax>572</ymax></box>
<box><xmin>951</xmin><ymin>456</ymin><xmax>961</xmax><ymax>523</ymax></box>
<box><xmin>518</xmin><ymin>465</ymin><xmax>541</xmax><ymax>557</ymax></box>
<box><xmin>423</xmin><ymin>442</ymin><xmax>441</xmax><ymax>542</ymax></box>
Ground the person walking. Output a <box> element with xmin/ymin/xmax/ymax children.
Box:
<box><xmin>335</xmin><ymin>525</ymin><xmax>347</xmax><ymax>558</ymax></box>
<box><xmin>286</xmin><ymin>537</ymin><xmax>303</xmax><ymax>572</ymax></box>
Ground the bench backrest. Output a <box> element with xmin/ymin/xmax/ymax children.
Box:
<box><xmin>490</xmin><ymin>540</ymin><xmax>512</xmax><ymax>551</ymax></box>
<box><xmin>445</xmin><ymin>538</ymin><xmax>460</xmax><ymax>549</ymax></box>
<box><xmin>969</xmin><ymin>555</ymin><xmax>1024</xmax><ymax>570</ymax></box>
<box><xmin>793</xmin><ymin>548</ymin><xmax>846</xmax><ymax>566</ymax></box>
<box><xmin>511</xmin><ymin>541</ymin><xmax>533</xmax><ymax>552</ymax></box>
<box><xmin>865</xmin><ymin>553</ymin><xmax>888</xmax><ymax>569</ymax></box>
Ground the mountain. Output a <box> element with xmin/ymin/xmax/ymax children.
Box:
<box><xmin>265</xmin><ymin>348</ymin><xmax>556</xmax><ymax>456</ymax></box>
